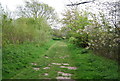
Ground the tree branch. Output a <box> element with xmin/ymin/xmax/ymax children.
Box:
<box><xmin>67</xmin><ymin>0</ymin><xmax>95</xmax><ymax>6</ymax></box>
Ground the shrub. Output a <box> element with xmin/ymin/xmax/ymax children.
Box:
<box><xmin>2</xmin><ymin>15</ymin><xmax>51</xmax><ymax>46</ymax></box>
<box><xmin>69</xmin><ymin>37</ymin><xmax>77</xmax><ymax>44</ymax></box>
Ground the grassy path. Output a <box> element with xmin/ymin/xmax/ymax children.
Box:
<box><xmin>11</xmin><ymin>41</ymin><xmax>77</xmax><ymax>79</ymax></box>
<box><xmin>11</xmin><ymin>41</ymin><xmax>118</xmax><ymax>79</ymax></box>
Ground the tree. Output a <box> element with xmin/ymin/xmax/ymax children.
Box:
<box><xmin>62</xmin><ymin>8</ymin><xmax>91</xmax><ymax>47</ymax></box>
<box><xmin>17</xmin><ymin>0</ymin><xmax>57</xmax><ymax>25</ymax></box>
<box><xmin>100</xmin><ymin>1</ymin><xmax>120</xmax><ymax>34</ymax></box>
<box><xmin>100</xmin><ymin>0</ymin><xmax>120</xmax><ymax>62</ymax></box>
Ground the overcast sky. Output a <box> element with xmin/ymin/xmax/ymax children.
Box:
<box><xmin>0</xmin><ymin>0</ymin><xmax>118</xmax><ymax>18</ymax></box>
<box><xmin>0</xmin><ymin>0</ymin><xmax>67</xmax><ymax>18</ymax></box>
<box><xmin>0</xmin><ymin>0</ymin><xmax>118</xmax><ymax>28</ymax></box>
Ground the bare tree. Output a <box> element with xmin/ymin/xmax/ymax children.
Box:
<box><xmin>17</xmin><ymin>0</ymin><xmax>57</xmax><ymax>25</ymax></box>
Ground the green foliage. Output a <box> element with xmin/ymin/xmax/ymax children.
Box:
<box><xmin>1</xmin><ymin>0</ymin><xmax>57</xmax><ymax>46</ymax></box>
<box><xmin>62</xmin><ymin>8</ymin><xmax>90</xmax><ymax>47</ymax></box>
<box><xmin>68</xmin><ymin>37</ymin><xmax>77</xmax><ymax>44</ymax></box>
<box><xmin>2</xmin><ymin>40</ymin><xmax>55</xmax><ymax>78</ymax></box>
<box><xmin>0</xmin><ymin>49</ymin><xmax>1</xmax><ymax>80</ymax></box>
<box><xmin>62</xmin><ymin>8</ymin><xmax>119</xmax><ymax>60</ymax></box>
<box><xmin>52</xmin><ymin>29</ymin><xmax>64</xmax><ymax>40</ymax></box>
<box><xmin>87</xmin><ymin>12</ymin><xmax>119</xmax><ymax>60</ymax></box>
<box><xmin>1</xmin><ymin>1</ymin><xmax>56</xmax><ymax>79</ymax></box>
<box><xmin>0</xmin><ymin>4</ymin><xmax>3</xmax><ymax>80</ymax></box>
<box><xmin>2</xmin><ymin>15</ymin><xmax>51</xmax><ymax>46</ymax></box>
<box><xmin>67</xmin><ymin>43</ymin><xmax>118</xmax><ymax>79</ymax></box>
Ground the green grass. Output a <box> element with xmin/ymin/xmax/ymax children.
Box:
<box><xmin>9</xmin><ymin>41</ymin><xmax>73</xmax><ymax>79</ymax></box>
<box><xmin>67</xmin><ymin>43</ymin><xmax>118</xmax><ymax>79</ymax></box>
<box><xmin>2</xmin><ymin>40</ymin><xmax>55</xmax><ymax>79</ymax></box>
<box><xmin>0</xmin><ymin>48</ymin><xmax>2</xmax><ymax>80</ymax></box>
<box><xmin>2</xmin><ymin>40</ymin><xmax>119</xmax><ymax>79</ymax></box>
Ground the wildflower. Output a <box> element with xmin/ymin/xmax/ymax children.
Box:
<box><xmin>33</xmin><ymin>67</ymin><xmax>40</xmax><ymax>71</ymax></box>
<box><xmin>43</xmin><ymin>67</ymin><xmax>50</xmax><ymax>69</ymax></box>
<box><xmin>44</xmin><ymin>73</ymin><xmax>48</xmax><ymax>76</ymax></box>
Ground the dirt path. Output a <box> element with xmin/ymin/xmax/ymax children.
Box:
<box><xmin>11</xmin><ymin>41</ymin><xmax>77</xmax><ymax>80</ymax></box>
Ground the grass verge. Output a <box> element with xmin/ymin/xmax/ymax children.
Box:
<box><xmin>2</xmin><ymin>40</ymin><xmax>55</xmax><ymax>79</ymax></box>
<box><xmin>67</xmin><ymin>43</ymin><xmax>118</xmax><ymax>79</ymax></box>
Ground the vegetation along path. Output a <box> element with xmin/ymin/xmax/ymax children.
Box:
<box><xmin>11</xmin><ymin>41</ymin><xmax>118</xmax><ymax>79</ymax></box>
<box><xmin>10</xmin><ymin>41</ymin><xmax>76</xmax><ymax>79</ymax></box>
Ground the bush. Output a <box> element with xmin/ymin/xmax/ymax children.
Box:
<box><xmin>62</xmin><ymin>8</ymin><xmax>119</xmax><ymax>60</ymax></box>
<box><xmin>87</xmin><ymin>26</ymin><xmax>118</xmax><ymax>60</ymax></box>
<box><xmin>86</xmin><ymin>13</ymin><xmax>119</xmax><ymax>60</ymax></box>
<box><xmin>2</xmin><ymin>15</ymin><xmax>51</xmax><ymax>46</ymax></box>
<box><xmin>69</xmin><ymin>37</ymin><xmax>77</xmax><ymax>44</ymax></box>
